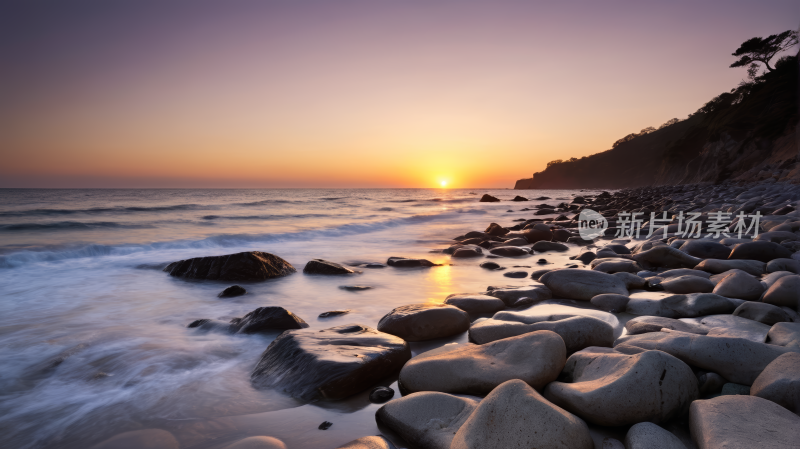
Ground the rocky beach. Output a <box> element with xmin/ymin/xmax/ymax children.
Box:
<box><xmin>5</xmin><ymin>182</ymin><xmax>797</xmax><ymax>448</ymax></box>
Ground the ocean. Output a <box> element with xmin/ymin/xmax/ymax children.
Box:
<box><xmin>0</xmin><ymin>188</ymin><xmax>595</xmax><ymax>449</ymax></box>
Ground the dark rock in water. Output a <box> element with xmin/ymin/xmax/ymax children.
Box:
<box><xmin>188</xmin><ymin>319</ymin><xmax>211</xmax><ymax>328</ymax></box>
<box><xmin>378</xmin><ymin>304</ymin><xmax>470</xmax><ymax>341</ymax></box>
<box><xmin>534</xmin><ymin>196</ymin><xmax>551</xmax><ymax>200</ymax></box>
<box><xmin>552</xmin><ymin>229</ymin><xmax>572</xmax><ymax>242</ymax></box>
<box><xmin>304</xmin><ymin>259</ymin><xmax>356</xmax><ymax>275</ymax></box>
<box><xmin>164</xmin><ymin>251</ymin><xmax>296</xmax><ymax>281</ymax></box>
<box><xmin>485</xmin><ymin>222</ymin><xmax>510</xmax><ymax>236</ymax></box>
<box><xmin>218</xmin><ymin>285</ymin><xmax>246</xmax><ymax>298</ymax></box>
<box><xmin>532</xmin><ymin>241</ymin><xmax>568</xmax><ymax>252</ymax></box>
<box><xmin>573</xmin><ymin>251</ymin><xmax>596</xmax><ymax>264</ymax></box>
<box><xmin>251</xmin><ymin>324</ymin><xmax>411</xmax><ymax>400</ymax></box>
<box><xmin>530</xmin><ymin>269</ymin><xmax>552</xmax><ymax>280</ymax></box>
<box><xmin>480</xmin><ymin>261</ymin><xmax>501</xmax><ymax>270</ymax></box>
<box><xmin>339</xmin><ymin>285</ymin><xmax>372</xmax><ymax>291</ymax></box>
<box><xmin>728</xmin><ymin>241</ymin><xmax>793</xmax><ymax>262</ymax></box>
<box><xmin>232</xmin><ymin>306</ymin><xmax>309</xmax><ymax>333</ymax></box>
<box><xmin>318</xmin><ymin>421</ymin><xmax>333</xmax><ymax>430</ymax></box>
<box><xmin>319</xmin><ymin>310</ymin><xmax>351</xmax><ymax>318</ymax></box>
<box><xmin>506</xmin><ymin>209</ymin><xmax>514</xmax><ymax>212</ymax></box>
<box><xmin>503</xmin><ymin>271</ymin><xmax>528</xmax><ymax>278</ymax></box>
<box><xmin>479</xmin><ymin>194</ymin><xmax>501</xmax><ymax>202</ymax></box>
<box><xmin>490</xmin><ymin>246</ymin><xmax>529</xmax><ymax>257</ymax></box>
<box><xmin>386</xmin><ymin>257</ymin><xmax>437</xmax><ymax>267</ymax></box>
<box><xmin>567</xmin><ymin>264</ymin><xmax>578</xmax><ymax>268</ymax></box>
<box><xmin>360</xmin><ymin>263</ymin><xmax>387</xmax><ymax>269</ymax></box>
<box><xmin>537</xmin><ymin>259</ymin><xmax>548</xmax><ymax>264</ymax></box>
<box><xmin>369</xmin><ymin>386</ymin><xmax>395</xmax><ymax>403</ymax></box>
<box><xmin>187</xmin><ymin>319</ymin><xmax>233</xmax><ymax>333</ymax></box>
<box><xmin>512</xmin><ymin>196</ymin><xmax>529</xmax><ymax>202</ymax></box>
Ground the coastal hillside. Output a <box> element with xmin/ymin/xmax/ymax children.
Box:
<box><xmin>516</xmin><ymin>39</ymin><xmax>799</xmax><ymax>189</ymax></box>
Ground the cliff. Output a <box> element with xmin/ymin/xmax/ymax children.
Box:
<box><xmin>515</xmin><ymin>53</ymin><xmax>799</xmax><ymax>189</ymax></box>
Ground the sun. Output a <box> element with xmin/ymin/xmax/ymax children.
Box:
<box><xmin>440</xmin><ymin>180</ymin><xmax>448</xmax><ymax>188</ymax></box>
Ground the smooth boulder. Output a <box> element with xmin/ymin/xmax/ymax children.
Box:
<box><xmin>218</xmin><ymin>285</ymin><xmax>247</xmax><ymax>298</ymax></box>
<box><xmin>661</xmin><ymin>275</ymin><xmax>715</xmax><ymax>294</ymax></box>
<box><xmin>590</xmin><ymin>294</ymin><xmax>630</xmax><ymax>313</ymax></box>
<box><xmin>231</xmin><ymin>306</ymin><xmax>309</xmax><ymax>333</ymax></box>
<box><xmin>532</xmin><ymin>241</ymin><xmax>569</xmax><ymax>252</ymax></box>
<box><xmin>625</xmin><ymin>293</ymin><xmax>737</xmax><ymax>318</ymax></box>
<box><xmin>378</xmin><ymin>304</ymin><xmax>470</xmax><ymax>341</ymax></box>
<box><xmin>450</xmin><ymin>380</ymin><xmax>593</xmax><ymax>449</ymax></box>
<box><xmin>489</xmin><ymin>246</ymin><xmax>529</xmax><ymax>257</ymax></box>
<box><xmin>624</xmin><ymin>316</ymin><xmax>709</xmax><ymax>336</ymax></box>
<box><xmin>444</xmin><ymin>294</ymin><xmax>506</xmax><ymax>314</ymax></box>
<box><xmin>251</xmin><ymin>324</ymin><xmax>411</xmax><ymax>400</ymax></box>
<box><xmin>767</xmin><ymin>322</ymin><xmax>800</xmax><ymax>350</ymax></box>
<box><xmin>625</xmin><ymin>422</ymin><xmax>687</xmax><ymax>449</ymax></box>
<box><xmin>386</xmin><ymin>257</ymin><xmax>437</xmax><ymax>267</ymax></box>
<box><xmin>711</xmin><ymin>270</ymin><xmax>764</xmax><ymax>300</ymax></box>
<box><xmin>164</xmin><ymin>251</ymin><xmax>296</xmax><ymax>281</ymax></box>
<box><xmin>376</xmin><ymin>391</ymin><xmax>477</xmax><ymax>449</ymax></box>
<box><xmin>303</xmin><ymin>259</ymin><xmax>356</xmax><ymax>275</ymax></box>
<box><xmin>399</xmin><ymin>331</ymin><xmax>565</xmax><ymax>394</ymax></box>
<box><xmin>540</xmin><ymin>269</ymin><xmax>628</xmax><ymax>300</ymax></box>
<box><xmin>486</xmin><ymin>285</ymin><xmax>552</xmax><ymax>306</ymax></box>
<box><xmin>690</xmin><ymin>395</ymin><xmax>800</xmax><ymax>448</ymax></box>
<box><xmin>694</xmin><ymin>259</ymin><xmax>766</xmax><ymax>276</ymax></box>
<box><xmin>750</xmin><ymin>352</ymin><xmax>800</xmax><ymax>414</ymax></box>
<box><xmin>469</xmin><ymin>316</ymin><xmax>614</xmax><ymax>352</ymax></box>
<box><xmin>761</xmin><ymin>275</ymin><xmax>800</xmax><ymax>308</ymax></box>
<box><xmin>544</xmin><ymin>348</ymin><xmax>698</xmax><ymax>426</ymax></box>
<box><xmin>728</xmin><ymin>241</ymin><xmax>793</xmax><ymax>262</ymax></box>
<box><xmin>632</xmin><ymin>246</ymin><xmax>701</xmax><ymax>269</ymax></box>
<box><xmin>680</xmin><ymin>240</ymin><xmax>731</xmax><ymax>259</ymax></box>
<box><xmin>733</xmin><ymin>302</ymin><xmax>791</xmax><ymax>326</ymax></box>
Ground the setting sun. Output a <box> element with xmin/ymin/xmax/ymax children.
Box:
<box><xmin>440</xmin><ymin>180</ymin><xmax>448</xmax><ymax>187</ymax></box>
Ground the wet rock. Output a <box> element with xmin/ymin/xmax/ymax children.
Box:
<box><xmin>733</xmin><ymin>302</ymin><xmax>791</xmax><ymax>326</ymax></box>
<box><xmin>767</xmin><ymin>322</ymin><xmax>800</xmax><ymax>350</ymax></box>
<box><xmin>522</xmin><ymin>228</ymin><xmax>553</xmax><ymax>244</ymax></box>
<box><xmin>625</xmin><ymin>293</ymin><xmax>737</xmax><ymax>318</ymax></box>
<box><xmin>369</xmin><ymin>386</ymin><xmax>395</xmax><ymax>404</ymax></box>
<box><xmin>336</xmin><ymin>436</ymin><xmax>396</xmax><ymax>449</ymax></box>
<box><xmin>232</xmin><ymin>307</ymin><xmax>309</xmax><ymax>333</ymax></box>
<box><xmin>660</xmin><ymin>275</ymin><xmax>715</xmax><ymax>294</ymax></box>
<box><xmin>592</xmin><ymin>260</ymin><xmax>642</xmax><ymax>274</ymax></box>
<box><xmin>187</xmin><ymin>319</ymin><xmax>233</xmax><ymax>333</ymax></box>
<box><xmin>376</xmin><ymin>391</ymin><xmax>477</xmax><ymax>449</ymax></box>
<box><xmin>680</xmin><ymin>240</ymin><xmax>732</xmax><ymax>260</ymax></box>
<box><xmin>503</xmin><ymin>271</ymin><xmax>528</xmax><ymax>278</ymax></box>
<box><xmin>590</xmin><ymin>294</ymin><xmax>630</xmax><ymax>313</ymax></box>
<box><xmin>537</xmin><ymin>258</ymin><xmax>549</xmax><ymax>264</ymax></box>
<box><xmin>512</xmin><ymin>195</ymin><xmax>529</xmax><ymax>201</ymax></box>
<box><xmin>489</xmin><ymin>246</ymin><xmax>529</xmax><ymax>257</ymax></box>
<box><xmin>451</xmin><ymin>380</ymin><xmax>593</xmax><ymax>449</ymax></box>
<box><xmin>479</xmin><ymin>194</ymin><xmax>501</xmax><ymax>202</ymax></box>
<box><xmin>470</xmin><ymin>315</ymin><xmax>614</xmax><ymax>352</ymax></box>
<box><xmin>750</xmin><ymin>352</ymin><xmax>800</xmax><ymax>413</ymax></box>
<box><xmin>766</xmin><ymin>258</ymin><xmax>800</xmax><ymax>274</ymax></box>
<box><xmin>223</xmin><ymin>437</ymin><xmax>287</xmax><ymax>449</ymax></box>
<box><xmin>603</xmin><ymin>244</ymin><xmax>631</xmax><ymax>255</ymax></box>
<box><xmin>552</xmin><ymin>229</ymin><xmax>572</xmax><ymax>242</ymax></box>
<box><xmin>399</xmin><ymin>331</ymin><xmax>565</xmax><ymax>395</ymax></box>
<box><xmin>486</xmin><ymin>285</ymin><xmax>552</xmax><ymax>306</ymax></box>
<box><xmin>728</xmin><ymin>241</ymin><xmax>793</xmax><ymax>262</ymax></box>
<box><xmin>452</xmin><ymin>245</ymin><xmax>483</xmax><ymax>258</ymax></box>
<box><xmin>303</xmin><ymin>259</ymin><xmax>356</xmax><ymax>275</ymax></box>
<box><xmin>624</xmin><ymin>422</ymin><xmax>687</xmax><ymax>449</ymax></box>
<box><xmin>218</xmin><ymin>285</ymin><xmax>247</xmax><ymax>298</ymax></box>
<box><xmin>502</xmin><ymin>237</ymin><xmax>530</xmax><ymax>246</ymax></box>
<box><xmin>377</xmin><ymin>304</ymin><xmax>470</xmax><ymax>341</ymax></box>
<box><xmin>613</xmin><ymin>272</ymin><xmax>647</xmax><ymax>289</ymax></box>
<box><xmin>544</xmin><ymin>349</ymin><xmax>698</xmax><ymax>426</ymax></box>
<box><xmin>574</xmin><ymin>251</ymin><xmax>597</xmax><ymax>264</ymax></box>
<box><xmin>657</xmin><ymin>268</ymin><xmax>713</xmax><ymax>279</ymax></box>
<box><xmin>694</xmin><ymin>259</ymin><xmax>766</xmax><ymax>276</ymax></box>
<box><xmin>319</xmin><ymin>310</ymin><xmax>351</xmax><ymax>318</ymax></box>
<box><xmin>485</xmin><ymin>223</ymin><xmax>509</xmax><ymax>236</ymax></box>
<box><xmin>616</xmin><ymin>331</ymin><xmax>792</xmax><ymax>385</ymax></box>
<box><xmin>624</xmin><ymin>316</ymin><xmax>709</xmax><ymax>335</ymax></box>
<box><xmin>761</xmin><ymin>275</ymin><xmax>800</xmax><ymax>308</ymax></box>
<box><xmin>340</xmin><ymin>285</ymin><xmax>372</xmax><ymax>291</ymax></box>
<box><xmin>386</xmin><ymin>257</ymin><xmax>437</xmax><ymax>267</ymax></box>
<box><xmin>318</xmin><ymin>421</ymin><xmax>332</xmax><ymax>430</ymax></box>
<box><xmin>711</xmin><ymin>270</ymin><xmax>764</xmax><ymax>300</ymax></box>
<box><xmin>444</xmin><ymin>294</ymin><xmax>506</xmax><ymax>314</ymax></box>
<box><xmin>540</xmin><ymin>269</ymin><xmax>628</xmax><ymax>300</ymax></box>
<box><xmin>632</xmin><ymin>246</ymin><xmax>702</xmax><ymax>270</ymax></box>
<box><xmin>164</xmin><ymin>251</ymin><xmax>296</xmax><ymax>281</ymax></box>
<box><xmin>690</xmin><ymin>395</ymin><xmax>800</xmax><ymax>448</ymax></box>
<box><xmin>251</xmin><ymin>324</ymin><xmax>411</xmax><ymax>400</ymax></box>
<box><xmin>532</xmin><ymin>241</ymin><xmax>569</xmax><ymax>252</ymax></box>
<box><xmin>479</xmin><ymin>261</ymin><xmax>501</xmax><ymax>270</ymax></box>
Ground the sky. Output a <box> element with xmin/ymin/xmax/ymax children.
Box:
<box><xmin>1</xmin><ymin>0</ymin><xmax>798</xmax><ymax>188</ymax></box>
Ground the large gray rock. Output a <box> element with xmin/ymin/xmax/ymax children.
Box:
<box><xmin>335</xmin><ymin>437</ymin><xmax>395</xmax><ymax>449</ymax></box>
<box><xmin>303</xmin><ymin>259</ymin><xmax>356</xmax><ymax>274</ymax></box>
<box><xmin>450</xmin><ymin>380</ymin><xmax>593</xmax><ymax>449</ymax></box>
<box><xmin>540</xmin><ymin>269</ymin><xmax>628</xmax><ymax>300</ymax></box>
<box><xmin>452</xmin><ymin>245</ymin><xmax>484</xmax><ymax>258</ymax></box>
<box><xmin>469</xmin><ymin>315</ymin><xmax>614</xmax><ymax>352</ymax></box>
<box><xmin>761</xmin><ymin>275</ymin><xmax>800</xmax><ymax>308</ymax></box>
<box><xmin>689</xmin><ymin>315</ymin><xmax>771</xmax><ymax>343</ymax></box>
<box><xmin>680</xmin><ymin>240</ymin><xmax>731</xmax><ymax>259</ymax></box>
<box><xmin>164</xmin><ymin>251</ymin><xmax>296</xmax><ymax>281</ymax></box>
<box><xmin>728</xmin><ymin>241</ymin><xmax>793</xmax><ymax>262</ymax></box>
<box><xmin>690</xmin><ymin>395</ymin><xmax>800</xmax><ymax>448</ymax></box>
<box><xmin>489</xmin><ymin>246</ymin><xmax>529</xmax><ymax>257</ymax></box>
<box><xmin>231</xmin><ymin>306</ymin><xmax>309</xmax><ymax>334</ymax></box>
<box><xmin>251</xmin><ymin>324</ymin><xmax>410</xmax><ymax>400</ymax></box>
<box><xmin>661</xmin><ymin>275</ymin><xmax>715</xmax><ymax>294</ymax></box>
<box><xmin>444</xmin><ymin>294</ymin><xmax>506</xmax><ymax>314</ymax></box>
<box><xmin>766</xmin><ymin>258</ymin><xmax>800</xmax><ymax>274</ymax></box>
<box><xmin>767</xmin><ymin>322</ymin><xmax>800</xmax><ymax>350</ymax></box>
<box><xmin>624</xmin><ymin>422</ymin><xmax>687</xmax><ymax>449</ymax></box>
<box><xmin>532</xmin><ymin>241</ymin><xmax>569</xmax><ymax>252</ymax></box>
<box><xmin>399</xmin><ymin>331</ymin><xmax>565</xmax><ymax>394</ymax></box>
<box><xmin>616</xmin><ymin>331</ymin><xmax>793</xmax><ymax>385</ymax></box>
<box><xmin>711</xmin><ymin>270</ymin><xmax>764</xmax><ymax>300</ymax></box>
<box><xmin>544</xmin><ymin>348</ymin><xmax>698</xmax><ymax>426</ymax></box>
<box><xmin>590</xmin><ymin>294</ymin><xmax>630</xmax><ymax>313</ymax></box>
<box><xmin>762</xmin><ymin>270</ymin><xmax>796</xmax><ymax>287</ymax></box>
<box><xmin>592</xmin><ymin>260</ymin><xmax>642</xmax><ymax>274</ymax></box>
<box><xmin>626</xmin><ymin>293</ymin><xmax>737</xmax><ymax>318</ymax></box>
<box><xmin>376</xmin><ymin>391</ymin><xmax>477</xmax><ymax>449</ymax></box>
<box><xmin>387</xmin><ymin>257</ymin><xmax>437</xmax><ymax>267</ymax></box>
<box><xmin>486</xmin><ymin>285</ymin><xmax>552</xmax><ymax>306</ymax></box>
<box><xmin>89</xmin><ymin>430</ymin><xmax>179</xmax><ymax>449</ymax></box>
<box><xmin>653</xmin><ymin>268</ymin><xmax>712</xmax><ymax>279</ymax></box>
<box><xmin>632</xmin><ymin>246</ymin><xmax>702</xmax><ymax>270</ymax></box>
<box><xmin>624</xmin><ymin>316</ymin><xmax>709</xmax><ymax>336</ymax></box>
<box><xmin>613</xmin><ymin>272</ymin><xmax>646</xmax><ymax>289</ymax></box>
<box><xmin>694</xmin><ymin>259</ymin><xmax>766</xmax><ymax>276</ymax></box>
<box><xmin>750</xmin><ymin>352</ymin><xmax>800</xmax><ymax>414</ymax></box>
<box><xmin>733</xmin><ymin>302</ymin><xmax>791</xmax><ymax>326</ymax></box>
<box><xmin>378</xmin><ymin>304</ymin><xmax>470</xmax><ymax>341</ymax></box>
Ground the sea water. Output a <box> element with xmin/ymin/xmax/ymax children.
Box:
<box><xmin>0</xmin><ymin>188</ymin><xmax>597</xmax><ymax>449</ymax></box>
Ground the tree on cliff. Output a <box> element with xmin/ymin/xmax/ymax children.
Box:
<box><xmin>730</xmin><ymin>30</ymin><xmax>798</xmax><ymax>74</ymax></box>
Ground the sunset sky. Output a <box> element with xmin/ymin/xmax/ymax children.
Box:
<box><xmin>1</xmin><ymin>0</ymin><xmax>798</xmax><ymax>188</ymax></box>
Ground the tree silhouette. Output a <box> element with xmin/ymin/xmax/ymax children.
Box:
<box><xmin>730</xmin><ymin>30</ymin><xmax>798</xmax><ymax>73</ymax></box>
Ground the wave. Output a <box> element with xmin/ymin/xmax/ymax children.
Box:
<box><xmin>0</xmin><ymin>204</ymin><xmax>211</xmax><ymax>217</ymax></box>
<box><xmin>201</xmin><ymin>213</ymin><xmax>335</xmax><ymax>221</ymax></box>
<box><xmin>233</xmin><ymin>199</ymin><xmax>300</xmax><ymax>206</ymax></box>
<box><xmin>0</xmin><ymin>208</ymin><xmax>486</xmax><ymax>268</ymax></box>
<box><xmin>0</xmin><ymin>221</ymin><xmax>150</xmax><ymax>232</ymax></box>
